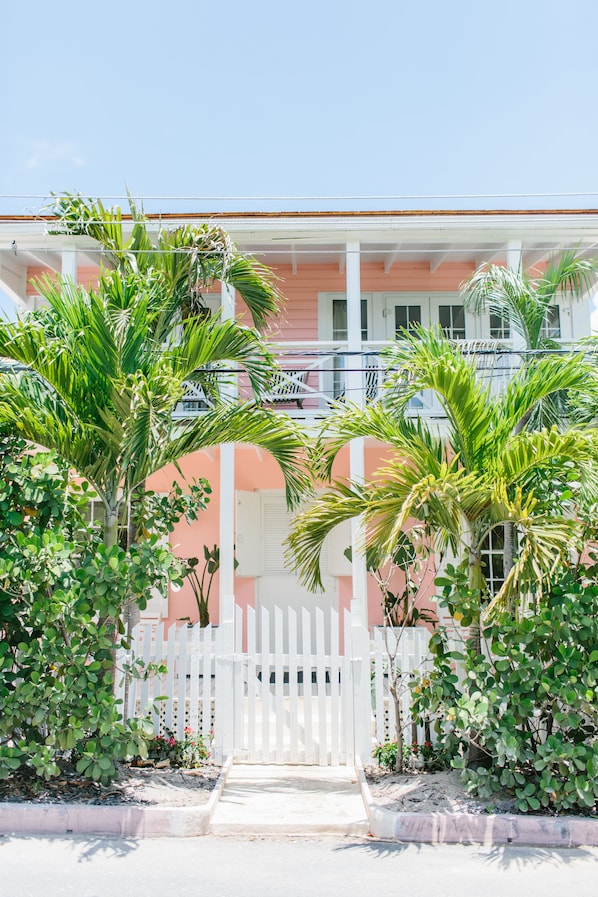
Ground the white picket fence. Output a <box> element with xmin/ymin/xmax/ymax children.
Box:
<box><xmin>116</xmin><ymin>607</ymin><xmax>434</xmax><ymax>765</ymax></box>
<box><xmin>370</xmin><ymin>626</ymin><xmax>434</xmax><ymax>746</ymax></box>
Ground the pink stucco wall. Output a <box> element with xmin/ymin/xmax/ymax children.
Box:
<box><xmin>150</xmin><ymin>439</ymin><xmax>438</xmax><ymax>631</ymax></box>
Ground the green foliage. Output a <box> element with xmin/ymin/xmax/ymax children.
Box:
<box><xmin>373</xmin><ymin>739</ymin><xmax>450</xmax><ymax>773</ymax></box>
<box><xmin>0</xmin><ymin>434</ymin><xmax>181</xmax><ymax>785</ymax></box>
<box><xmin>143</xmin><ymin>727</ymin><xmax>210</xmax><ymax>768</ymax></box>
<box><xmin>184</xmin><ymin>544</ymin><xmax>238</xmax><ymax>628</ymax></box>
<box><xmin>133</xmin><ymin>479</ymin><xmax>212</xmax><ymax>538</ymax></box>
<box><xmin>412</xmin><ymin>563</ymin><xmax>598</xmax><ymax>815</ymax></box>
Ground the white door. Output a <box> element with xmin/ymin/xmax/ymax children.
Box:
<box><xmin>258</xmin><ymin>493</ymin><xmax>337</xmax><ymax>652</ymax></box>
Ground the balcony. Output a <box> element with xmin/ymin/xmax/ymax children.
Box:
<box><xmin>173</xmin><ymin>339</ymin><xmax>521</xmax><ymax>420</ymax></box>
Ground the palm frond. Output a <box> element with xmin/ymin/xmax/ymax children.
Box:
<box><xmin>462</xmin><ymin>265</ymin><xmax>536</xmax><ymax>347</ymax></box>
<box><xmin>164</xmin><ymin>403</ymin><xmax>310</xmax><ymax>507</ymax></box>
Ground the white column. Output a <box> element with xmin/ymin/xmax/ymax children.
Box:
<box><xmin>345</xmin><ymin>242</ymin><xmax>368</xmax><ymax>627</ymax></box>
<box><xmin>216</xmin><ymin>281</ymin><xmax>237</xmax><ymax>762</ymax></box>
<box><xmin>506</xmin><ymin>239</ymin><xmax>526</xmax><ymax>354</ymax></box>
<box><xmin>506</xmin><ymin>238</ymin><xmax>522</xmax><ymax>275</ymax></box>
<box><xmin>345</xmin><ymin>242</ymin><xmax>371</xmax><ymax>763</ymax></box>
<box><xmin>219</xmin><ymin>282</ymin><xmax>237</xmax><ymax>602</ymax></box>
<box><xmin>61</xmin><ymin>242</ymin><xmax>77</xmax><ymax>282</ymax></box>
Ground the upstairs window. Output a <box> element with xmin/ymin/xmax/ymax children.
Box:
<box><xmin>489</xmin><ymin>311</ymin><xmax>510</xmax><ymax>340</ymax></box>
<box><xmin>540</xmin><ymin>305</ymin><xmax>561</xmax><ymax>340</ymax></box>
<box><xmin>394</xmin><ymin>304</ymin><xmax>422</xmax><ymax>337</ymax></box>
<box><xmin>332</xmin><ymin>298</ymin><xmax>368</xmax><ymax>340</ymax></box>
<box><xmin>439</xmin><ymin>305</ymin><xmax>466</xmax><ymax>340</ymax></box>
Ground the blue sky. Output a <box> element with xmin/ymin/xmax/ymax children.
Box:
<box><xmin>2</xmin><ymin>0</ymin><xmax>598</xmax><ymax>314</ymax></box>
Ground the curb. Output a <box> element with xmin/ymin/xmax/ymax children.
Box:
<box><xmin>0</xmin><ymin>756</ymin><xmax>233</xmax><ymax>839</ymax></box>
<box><xmin>356</xmin><ymin>762</ymin><xmax>598</xmax><ymax>847</ymax></box>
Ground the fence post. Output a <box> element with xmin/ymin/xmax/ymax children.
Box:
<box><xmin>213</xmin><ymin>609</ymin><xmax>235</xmax><ymax>765</ymax></box>
<box><xmin>350</xmin><ymin>599</ymin><xmax>372</xmax><ymax>765</ymax></box>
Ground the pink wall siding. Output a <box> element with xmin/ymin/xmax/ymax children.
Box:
<box><xmin>362</xmin><ymin>260</ymin><xmax>476</xmax><ymax>292</ymax></box>
<box><xmin>26</xmin><ymin>265</ymin><xmax>100</xmax><ymax>295</ymax></box>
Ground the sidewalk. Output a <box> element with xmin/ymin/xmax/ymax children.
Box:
<box><xmin>210</xmin><ymin>764</ymin><xmax>369</xmax><ymax>835</ymax></box>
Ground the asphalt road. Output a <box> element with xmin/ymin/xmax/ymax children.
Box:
<box><xmin>1</xmin><ymin>833</ymin><xmax>597</xmax><ymax>897</ymax></box>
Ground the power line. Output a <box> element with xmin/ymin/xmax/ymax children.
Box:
<box><xmin>3</xmin><ymin>191</ymin><xmax>598</xmax><ymax>201</ymax></box>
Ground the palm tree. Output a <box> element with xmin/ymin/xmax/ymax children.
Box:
<box><xmin>287</xmin><ymin>329</ymin><xmax>597</xmax><ymax>623</ymax></box>
<box><xmin>461</xmin><ymin>251</ymin><xmax>598</xmax><ymax>429</ymax></box>
<box><xmin>47</xmin><ymin>192</ymin><xmax>282</xmax><ymax>331</ymax></box>
<box><xmin>0</xmin><ymin>268</ymin><xmax>307</xmax><ymax>552</ymax></box>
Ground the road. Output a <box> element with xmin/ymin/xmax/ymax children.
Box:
<box><xmin>1</xmin><ymin>833</ymin><xmax>596</xmax><ymax>897</ymax></box>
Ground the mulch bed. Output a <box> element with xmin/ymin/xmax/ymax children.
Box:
<box><xmin>0</xmin><ymin>762</ymin><xmax>222</xmax><ymax>807</ymax></box>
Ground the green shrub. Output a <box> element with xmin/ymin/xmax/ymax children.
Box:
<box><xmin>0</xmin><ymin>434</ymin><xmax>184</xmax><ymax>785</ymax></box>
<box><xmin>412</xmin><ymin>563</ymin><xmax>598</xmax><ymax>814</ymax></box>
<box><xmin>373</xmin><ymin>739</ymin><xmax>450</xmax><ymax>773</ymax></box>
<box><xmin>144</xmin><ymin>728</ymin><xmax>210</xmax><ymax>768</ymax></box>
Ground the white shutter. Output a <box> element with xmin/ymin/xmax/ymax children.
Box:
<box><xmin>262</xmin><ymin>495</ymin><xmax>292</xmax><ymax>573</ymax></box>
<box><xmin>325</xmin><ymin>519</ymin><xmax>352</xmax><ymax>576</ymax></box>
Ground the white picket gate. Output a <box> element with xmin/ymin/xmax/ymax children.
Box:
<box><xmin>116</xmin><ymin>609</ymin><xmax>434</xmax><ymax>766</ymax></box>
<box><xmin>230</xmin><ymin>604</ymin><xmax>355</xmax><ymax>765</ymax></box>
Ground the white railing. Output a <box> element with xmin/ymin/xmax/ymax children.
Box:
<box><xmin>172</xmin><ymin>339</ymin><xmax>523</xmax><ymax>420</ymax></box>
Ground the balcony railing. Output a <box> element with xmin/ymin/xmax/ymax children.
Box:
<box><xmin>173</xmin><ymin>339</ymin><xmax>522</xmax><ymax>419</ymax></box>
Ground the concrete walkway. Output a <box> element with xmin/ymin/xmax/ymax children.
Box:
<box><xmin>210</xmin><ymin>764</ymin><xmax>369</xmax><ymax>835</ymax></box>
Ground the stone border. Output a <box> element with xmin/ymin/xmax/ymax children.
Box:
<box><xmin>0</xmin><ymin>756</ymin><xmax>233</xmax><ymax>839</ymax></box>
<box><xmin>356</xmin><ymin>761</ymin><xmax>598</xmax><ymax>847</ymax></box>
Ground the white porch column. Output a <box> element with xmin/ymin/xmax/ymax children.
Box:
<box><xmin>346</xmin><ymin>241</ymin><xmax>371</xmax><ymax>764</ymax></box>
<box><xmin>345</xmin><ymin>241</ymin><xmax>368</xmax><ymax>628</ymax></box>
<box><xmin>216</xmin><ymin>281</ymin><xmax>237</xmax><ymax>762</ymax></box>
<box><xmin>219</xmin><ymin>281</ymin><xmax>237</xmax><ymax>610</ymax></box>
<box><xmin>506</xmin><ymin>239</ymin><xmax>526</xmax><ymax>354</ymax></box>
<box><xmin>506</xmin><ymin>238</ymin><xmax>522</xmax><ymax>275</ymax></box>
<box><xmin>61</xmin><ymin>242</ymin><xmax>77</xmax><ymax>282</ymax></box>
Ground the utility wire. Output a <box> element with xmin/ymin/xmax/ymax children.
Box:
<box><xmin>3</xmin><ymin>191</ymin><xmax>598</xmax><ymax>201</ymax></box>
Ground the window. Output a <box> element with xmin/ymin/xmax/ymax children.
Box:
<box><xmin>394</xmin><ymin>304</ymin><xmax>422</xmax><ymax>337</ymax></box>
<box><xmin>480</xmin><ymin>526</ymin><xmax>506</xmax><ymax>596</ymax></box>
<box><xmin>82</xmin><ymin>498</ymin><xmax>129</xmax><ymax>549</ymax></box>
<box><xmin>438</xmin><ymin>305</ymin><xmax>466</xmax><ymax>340</ymax></box>
<box><xmin>489</xmin><ymin>311</ymin><xmax>510</xmax><ymax>340</ymax></box>
<box><xmin>331</xmin><ymin>298</ymin><xmax>368</xmax><ymax>340</ymax></box>
<box><xmin>331</xmin><ymin>298</ymin><xmax>368</xmax><ymax>399</ymax></box>
<box><xmin>540</xmin><ymin>305</ymin><xmax>561</xmax><ymax>340</ymax></box>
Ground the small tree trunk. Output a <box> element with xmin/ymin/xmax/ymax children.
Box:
<box><xmin>389</xmin><ymin>671</ymin><xmax>404</xmax><ymax>774</ymax></box>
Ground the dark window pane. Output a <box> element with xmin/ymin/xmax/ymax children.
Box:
<box><xmin>541</xmin><ymin>305</ymin><xmax>561</xmax><ymax>339</ymax></box>
<box><xmin>438</xmin><ymin>305</ymin><xmax>451</xmax><ymax>332</ymax></box>
<box><xmin>490</xmin><ymin>311</ymin><xmax>510</xmax><ymax>339</ymax></box>
<box><xmin>332</xmin><ymin>299</ymin><xmax>347</xmax><ymax>340</ymax></box>
<box><xmin>332</xmin><ymin>298</ymin><xmax>368</xmax><ymax>340</ymax></box>
<box><xmin>394</xmin><ymin>305</ymin><xmax>421</xmax><ymax>337</ymax></box>
<box><xmin>492</xmin><ymin>526</ymin><xmax>505</xmax><ymax>550</ymax></box>
<box><xmin>439</xmin><ymin>305</ymin><xmax>466</xmax><ymax>339</ymax></box>
<box><xmin>395</xmin><ymin>306</ymin><xmax>408</xmax><ymax>332</ymax></box>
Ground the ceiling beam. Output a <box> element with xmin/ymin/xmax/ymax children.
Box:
<box><xmin>429</xmin><ymin>247</ymin><xmax>451</xmax><ymax>274</ymax></box>
<box><xmin>383</xmin><ymin>244</ymin><xmax>402</xmax><ymax>274</ymax></box>
<box><xmin>27</xmin><ymin>250</ymin><xmax>63</xmax><ymax>272</ymax></box>
<box><xmin>0</xmin><ymin>261</ymin><xmax>27</xmax><ymax>305</ymax></box>
<box><xmin>78</xmin><ymin>249</ymin><xmax>115</xmax><ymax>269</ymax></box>
<box><xmin>474</xmin><ymin>243</ymin><xmax>507</xmax><ymax>267</ymax></box>
<box><xmin>522</xmin><ymin>247</ymin><xmax>553</xmax><ymax>270</ymax></box>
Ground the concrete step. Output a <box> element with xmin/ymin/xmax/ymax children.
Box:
<box><xmin>210</xmin><ymin>764</ymin><xmax>369</xmax><ymax>835</ymax></box>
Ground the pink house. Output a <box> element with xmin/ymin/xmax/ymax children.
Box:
<box><xmin>1</xmin><ymin>207</ymin><xmax>597</xmax><ymax>647</ymax></box>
